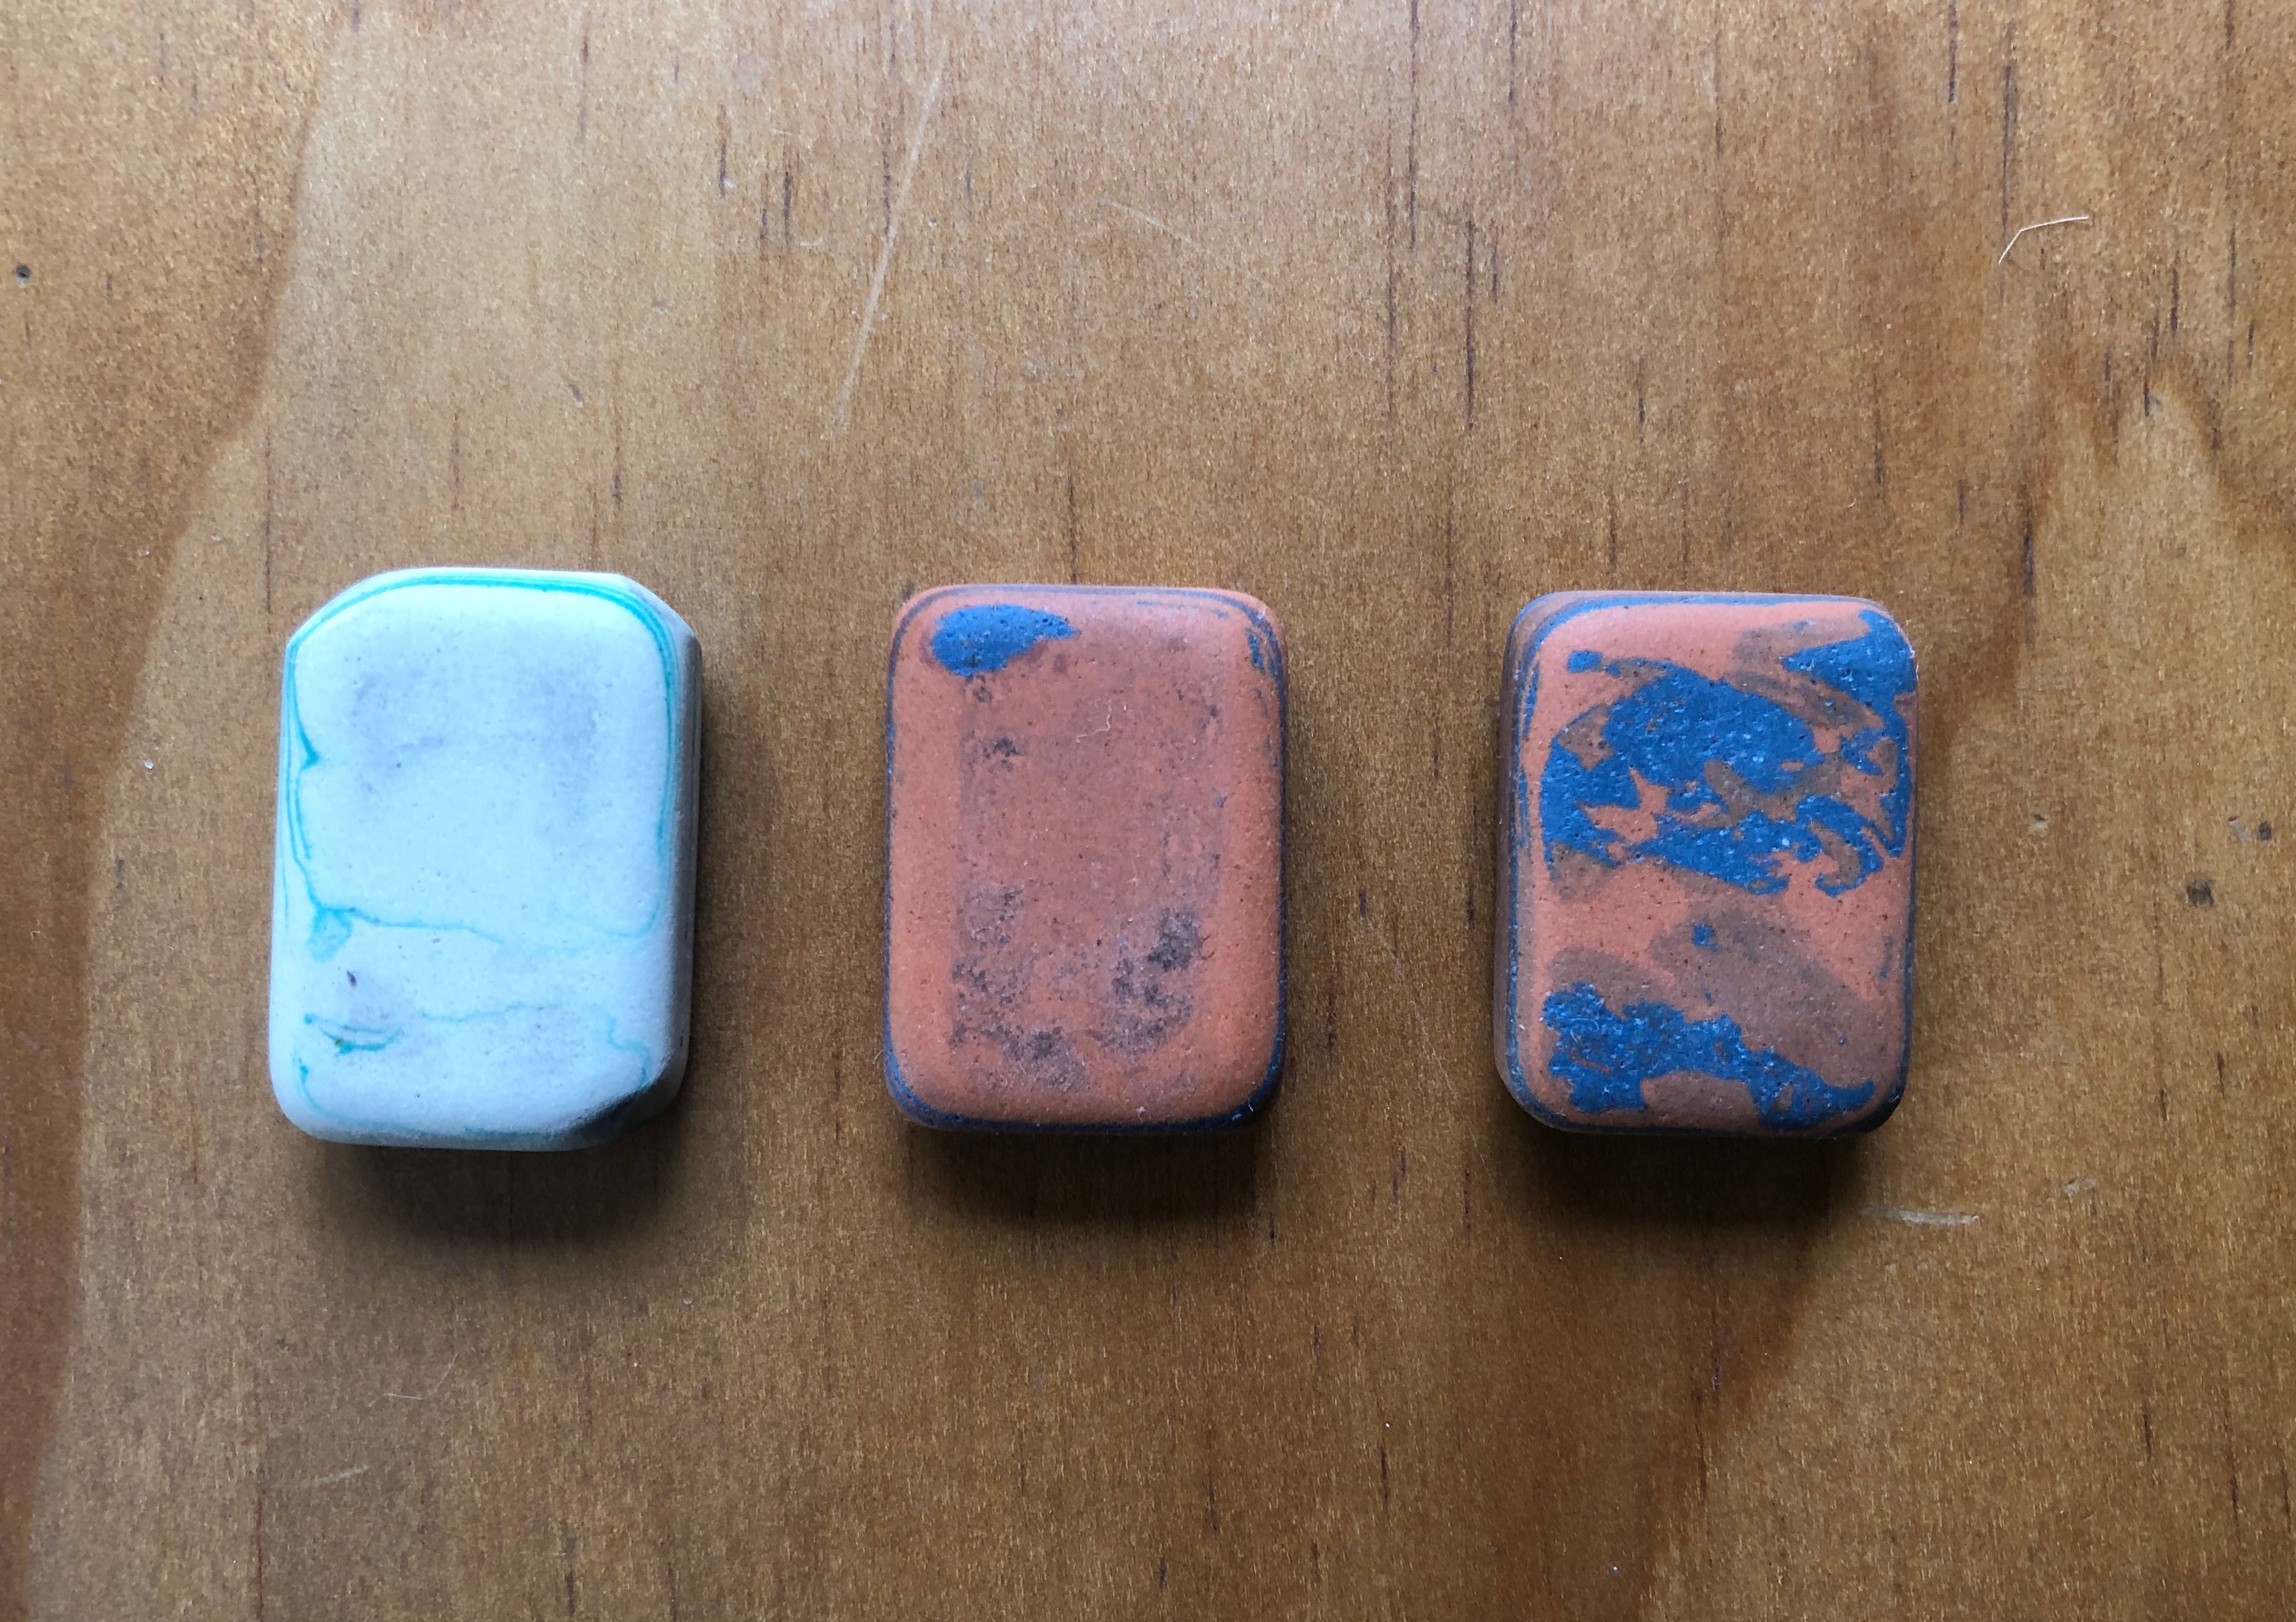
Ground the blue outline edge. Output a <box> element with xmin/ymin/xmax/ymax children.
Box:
<box><xmin>882</xmin><ymin>582</ymin><xmax>1289</xmax><ymax>1135</ymax></box>
<box><xmin>268</xmin><ymin>565</ymin><xmax>702</xmax><ymax>1151</ymax></box>
<box><xmin>1495</xmin><ymin>590</ymin><xmax>1919</xmax><ymax>1140</ymax></box>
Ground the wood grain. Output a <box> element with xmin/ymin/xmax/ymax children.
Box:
<box><xmin>6</xmin><ymin>0</ymin><xmax>2295</xmax><ymax>1614</ymax></box>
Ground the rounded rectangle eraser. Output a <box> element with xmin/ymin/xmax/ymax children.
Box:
<box><xmin>1493</xmin><ymin>591</ymin><xmax>1917</xmax><ymax>1137</ymax></box>
<box><xmin>885</xmin><ymin>584</ymin><xmax>1287</xmax><ymax>1131</ymax></box>
<box><xmin>268</xmin><ymin>566</ymin><xmax>701</xmax><ymax>1149</ymax></box>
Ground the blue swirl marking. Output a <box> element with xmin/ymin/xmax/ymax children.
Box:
<box><xmin>929</xmin><ymin>604</ymin><xmax>1076</xmax><ymax>674</ymax></box>
<box><xmin>1539</xmin><ymin>609</ymin><xmax>1913</xmax><ymax>895</ymax></box>
<box><xmin>305</xmin><ymin>1015</ymin><xmax>401</xmax><ymax>1055</ymax></box>
<box><xmin>1543</xmin><ymin>983</ymin><xmax>1876</xmax><ymax>1128</ymax></box>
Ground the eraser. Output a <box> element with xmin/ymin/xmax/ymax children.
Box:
<box><xmin>1495</xmin><ymin>593</ymin><xmax>1917</xmax><ymax>1136</ymax></box>
<box><xmin>268</xmin><ymin>568</ymin><xmax>701</xmax><ymax>1149</ymax></box>
<box><xmin>884</xmin><ymin>585</ymin><xmax>1286</xmax><ymax>1131</ymax></box>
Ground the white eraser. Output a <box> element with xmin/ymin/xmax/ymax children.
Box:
<box><xmin>268</xmin><ymin>568</ymin><xmax>701</xmax><ymax>1149</ymax></box>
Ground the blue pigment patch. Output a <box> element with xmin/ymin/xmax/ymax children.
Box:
<box><xmin>1542</xmin><ymin>982</ymin><xmax>1875</xmax><ymax>1129</ymax></box>
<box><xmin>1691</xmin><ymin>921</ymin><xmax>1718</xmax><ymax>951</ymax></box>
<box><xmin>1781</xmin><ymin>610</ymin><xmax>1915</xmax><ymax>857</ymax></box>
<box><xmin>1537</xmin><ymin>612</ymin><xmax>1915</xmax><ymax>895</ymax></box>
<box><xmin>929</xmin><ymin>604</ymin><xmax>1076</xmax><ymax>675</ymax></box>
<box><xmin>1566</xmin><ymin>648</ymin><xmax>1602</xmax><ymax>672</ymax></box>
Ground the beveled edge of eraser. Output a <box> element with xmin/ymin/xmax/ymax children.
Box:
<box><xmin>269</xmin><ymin>564</ymin><xmax>703</xmax><ymax>1151</ymax></box>
<box><xmin>880</xmin><ymin>582</ymin><xmax>1289</xmax><ymax>1135</ymax></box>
<box><xmin>284</xmin><ymin>565</ymin><xmax>696</xmax><ymax>657</ymax></box>
<box><xmin>1492</xmin><ymin>589</ymin><xmax>1918</xmax><ymax>1139</ymax></box>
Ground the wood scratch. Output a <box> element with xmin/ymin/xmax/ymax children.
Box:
<box><xmin>1098</xmin><ymin>198</ymin><xmax>1203</xmax><ymax>255</ymax></box>
<box><xmin>1365</xmin><ymin>909</ymin><xmax>1440</xmax><ymax>1073</ymax></box>
<box><xmin>1096</xmin><ymin>198</ymin><xmax>1276</xmax><ymax>298</ymax></box>
<box><xmin>1997</xmin><ymin>213</ymin><xmax>2090</xmax><ymax>266</ymax></box>
<box><xmin>834</xmin><ymin>49</ymin><xmax>947</xmax><ymax>431</ymax></box>
<box><xmin>1864</xmin><ymin>1204</ymin><xmax>1981</xmax><ymax>1227</ymax></box>
<box><xmin>1406</xmin><ymin>0</ymin><xmax>1421</xmax><ymax>250</ymax></box>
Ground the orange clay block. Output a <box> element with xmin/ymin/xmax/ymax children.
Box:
<box><xmin>1495</xmin><ymin>593</ymin><xmax>1917</xmax><ymax>1137</ymax></box>
<box><xmin>885</xmin><ymin>585</ymin><xmax>1286</xmax><ymax>1131</ymax></box>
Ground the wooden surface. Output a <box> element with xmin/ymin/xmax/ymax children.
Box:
<box><xmin>6</xmin><ymin>0</ymin><xmax>2295</xmax><ymax>1614</ymax></box>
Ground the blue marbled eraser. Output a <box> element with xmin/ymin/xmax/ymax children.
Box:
<box><xmin>268</xmin><ymin>568</ymin><xmax>701</xmax><ymax>1149</ymax></box>
<box><xmin>1494</xmin><ymin>593</ymin><xmax>1917</xmax><ymax>1137</ymax></box>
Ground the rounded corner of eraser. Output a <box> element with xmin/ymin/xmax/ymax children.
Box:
<box><xmin>268</xmin><ymin>565</ymin><xmax>701</xmax><ymax>1150</ymax></box>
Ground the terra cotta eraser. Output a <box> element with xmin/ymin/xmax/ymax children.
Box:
<box><xmin>1494</xmin><ymin>592</ymin><xmax>1917</xmax><ymax>1136</ymax></box>
<box><xmin>268</xmin><ymin>567</ymin><xmax>701</xmax><ymax>1148</ymax></box>
<box><xmin>885</xmin><ymin>585</ymin><xmax>1286</xmax><ymax>1131</ymax></box>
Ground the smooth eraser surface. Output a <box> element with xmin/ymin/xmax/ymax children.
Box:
<box><xmin>1494</xmin><ymin>592</ymin><xmax>1917</xmax><ymax>1137</ymax></box>
<box><xmin>884</xmin><ymin>585</ymin><xmax>1287</xmax><ymax>1131</ymax></box>
<box><xmin>268</xmin><ymin>567</ymin><xmax>701</xmax><ymax>1149</ymax></box>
